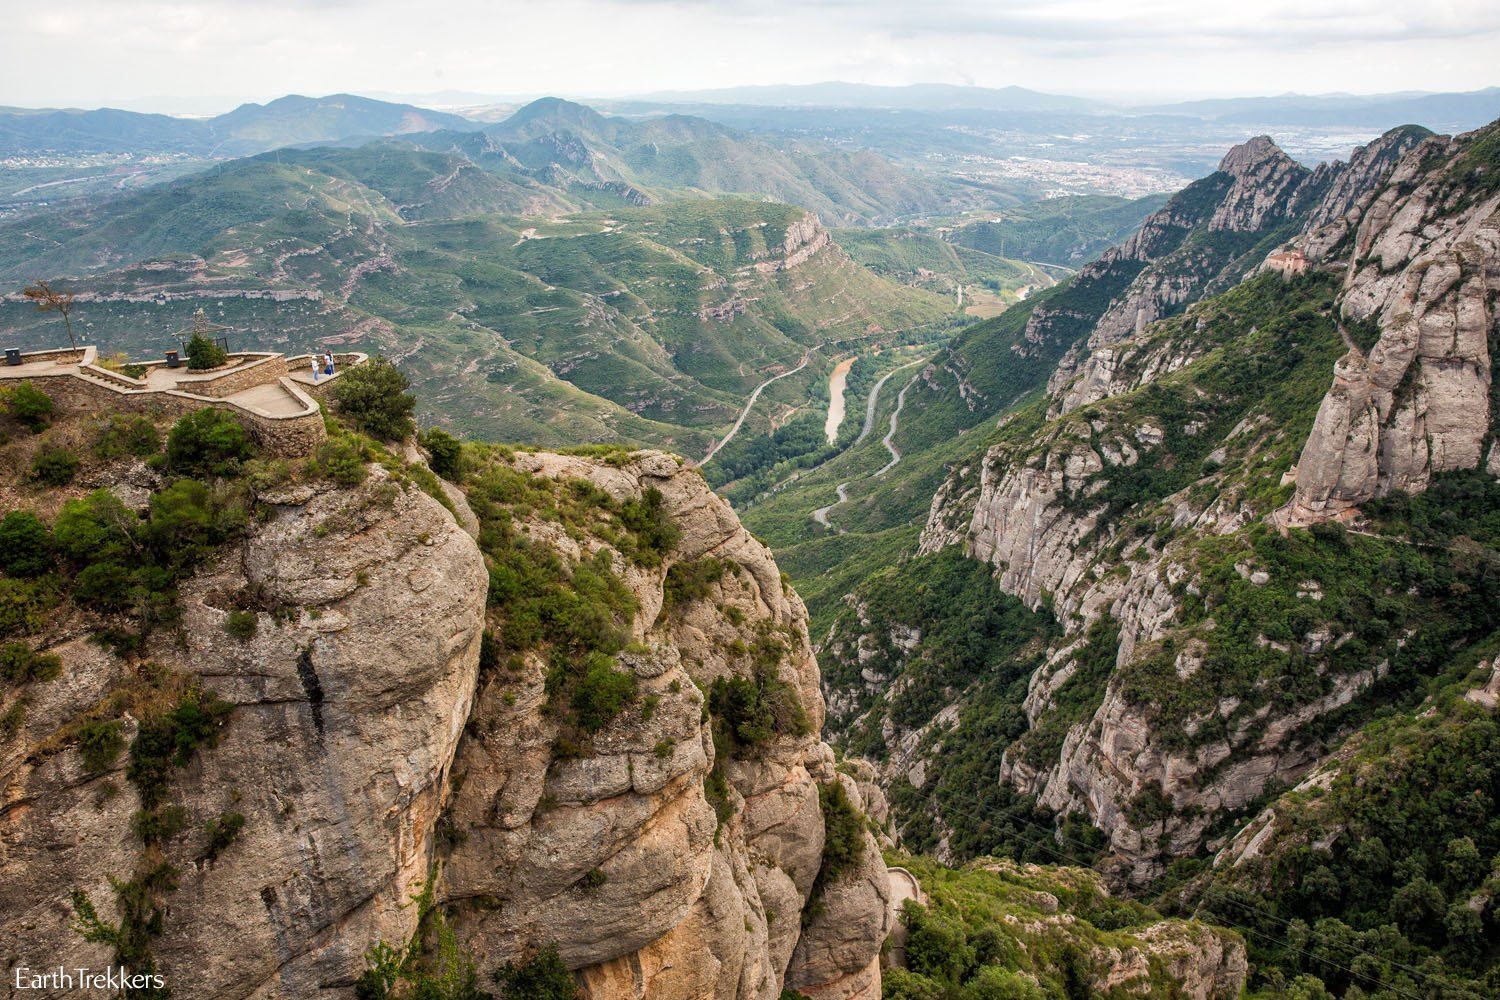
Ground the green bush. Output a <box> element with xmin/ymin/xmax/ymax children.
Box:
<box><xmin>73</xmin><ymin>561</ymin><xmax>135</xmax><ymax>611</ymax></box>
<box><xmin>130</xmin><ymin>805</ymin><xmax>188</xmax><ymax>844</ymax></box>
<box><xmin>53</xmin><ymin>490</ymin><xmax>136</xmax><ymax>563</ymax></box>
<box><xmin>165</xmin><ymin>409</ymin><xmax>255</xmax><ymax>478</ymax></box>
<box><xmin>145</xmin><ymin>479</ymin><xmax>246</xmax><ymax>571</ymax></box>
<box><xmin>30</xmin><ymin>444</ymin><xmax>79</xmax><ymax>485</ymax></box>
<box><xmin>184</xmin><ymin>333</ymin><xmax>227</xmax><ymax>370</ymax></box>
<box><xmin>810</xmin><ymin>780</ymin><xmax>865</xmax><ymax>902</ymax></box>
<box><xmin>492</xmin><ymin>945</ymin><xmax>579</xmax><ymax>1000</ymax></box>
<box><xmin>905</xmin><ymin>905</ymin><xmax>977</xmax><ymax>983</ymax></box>
<box><xmin>569</xmin><ymin>657</ymin><xmax>637</xmax><ymax>733</ymax></box>
<box><xmin>93</xmin><ymin>415</ymin><xmax>160</xmax><ymax>460</ymax></box>
<box><xmin>202</xmin><ymin>811</ymin><xmax>245</xmax><ymax>861</ymax></box>
<box><xmin>3</xmin><ymin>381</ymin><xmax>53</xmax><ymax>431</ymax></box>
<box><xmin>127</xmin><ymin>688</ymin><xmax>234</xmax><ymax>811</ymax></box>
<box><xmin>224</xmin><ymin>610</ymin><xmax>257</xmax><ymax>641</ymax></box>
<box><xmin>880</xmin><ymin>969</ymin><xmax>946</xmax><ymax>1000</ymax></box>
<box><xmin>618</xmin><ymin>488</ymin><xmax>679</xmax><ymax>567</ymax></box>
<box><xmin>0</xmin><ymin>640</ymin><xmax>62</xmax><ymax>685</ymax></box>
<box><xmin>664</xmin><ymin>557</ymin><xmax>727</xmax><ymax>609</ymax></box>
<box><xmin>334</xmin><ymin>357</ymin><xmax>415</xmax><ymax>441</ymax></box>
<box><xmin>419</xmin><ymin>427</ymin><xmax>465</xmax><ymax>481</ymax></box>
<box><xmin>0</xmin><ymin>577</ymin><xmax>59</xmax><ymax>639</ymax></box>
<box><xmin>708</xmin><ymin>672</ymin><xmax>809</xmax><ymax>749</ymax></box>
<box><xmin>75</xmin><ymin>718</ymin><xmax>125</xmax><ymax>772</ymax></box>
<box><xmin>313</xmin><ymin>435</ymin><xmax>368</xmax><ymax>487</ymax></box>
<box><xmin>0</xmin><ymin>511</ymin><xmax>54</xmax><ymax>577</ymax></box>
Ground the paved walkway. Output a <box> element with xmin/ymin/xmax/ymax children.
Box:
<box><xmin>231</xmin><ymin>381</ymin><xmax>308</xmax><ymax>417</ymax></box>
<box><xmin>2</xmin><ymin>348</ymin><xmax>328</xmax><ymax>420</ymax></box>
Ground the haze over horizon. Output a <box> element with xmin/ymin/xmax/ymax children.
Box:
<box><xmin>4</xmin><ymin>0</ymin><xmax>1498</xmax><ymax>112</ymax></box>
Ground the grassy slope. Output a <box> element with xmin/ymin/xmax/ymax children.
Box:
<box><xmin>0</xmin><ymin>150</ymin><xmax>949</xmax><ymax>450</ymax></box>
<box><xmin>948</xmin><ymin>193</ymin><xmax>1169</xmax><ymax>266</ymax></box>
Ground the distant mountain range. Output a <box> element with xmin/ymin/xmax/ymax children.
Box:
<box><xmin>631</xmin><ymin>81</ymin><xmax>1100</xmax><ymax>113</ymax></box>
<box><xmin>6</xmin><ymin>84</ymin><xmax>1500</xmax><ymax>175</ymax></box>
<box><xmin>1142</xmin><ymin>87</ymin><xmax>1500</xmax><ymax>130</ymax></box>
<box><xmin>403</xmin><ymin>97</ymin><xmax>995</xmax><ymax>226</ymax></box>
<box><xmin>0</xmin><ymin>93</ymin><xmax>480</xmax><ymax>157</ymax></box>
<box><xmin>621</xmin><ymin>82</ymin><xmax>1500</xmax><ymax>131</ymax></box>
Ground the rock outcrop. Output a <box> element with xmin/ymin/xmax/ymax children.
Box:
<box><xmin>1045</xmin><ymin>136</ymin><xmax>1316</xmax><ymax>408</ymax></box>
<box><xmin>1284</xmin><ymin>128</ymin><xmax>1500</xmax><ymax>524</ymax></box>
<box><xmin>899</xmin><ymin>123</ymin><xmax>1500</xmax><ymax>884</ymax></box>
<box><xmin>0</xmin><ymin>468</ymin><xmax>489</xmax><ymax>999</ymax></box>
<box><xmin>1049</xmin><ymin>129</ymin><xmax>1428</xmax><ymax>420</ymax></box>
<box><xmin>0</xmin><ymin>440</ymin><xmax>888</xmax><ymax>998</ymax></box>
<box><xmin>439</xmin><ymin>450</ymin><xmax>888</xmax><ymax>999</ymax></box>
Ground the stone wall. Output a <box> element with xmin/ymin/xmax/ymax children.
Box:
<box><xmin>11</xmin><ymin>370</ymin><xmax>325</xmax><ymax>459</ymax></box>
<box><xmin>291</xmin><ymin>353</ymin><xmax>368</xmax><ymax>407</ymax></box>
<box><xmin>228</xmin><ymin>385</ymin><xmax>327</xmax><ymax>457</ymax></box>
<box><xmin>170</xmin><ymin>353</ymin><xmax>289</xmax><ymax>398</ymax></box>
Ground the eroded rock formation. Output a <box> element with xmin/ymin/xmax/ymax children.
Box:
<box><xmin>0</xmin><ymin>449</ymin><xmax>887</xmax><ymax>999</ymax></box>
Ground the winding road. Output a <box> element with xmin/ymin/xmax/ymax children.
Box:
<box><xmin>875</xmin><ymin>369</ymin><xmax>923</xmax><ymax>477</ymax></box>
<box><xmin>857</xmin><ymin>357</ymin><xmax>927</xmax><ymax>445</ymax></box>
<box><xmin>698</xmin><ymin>345</ymin><xmax>821</xmax><ymax>467</ymax></box>
<box><xmin>810</xmin><ymin>355</ymin><xmax>928</xmax><ymax>531</ymax></box>
<box><xmin>810</xmin><ymin>482</ymin><xmax>848</xmax><ymax>530</ymax></box>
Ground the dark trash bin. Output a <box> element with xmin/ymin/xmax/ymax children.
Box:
<box><xmin>4</xmin><ymin>348</ymin><xmax>20</xmax><ymax>367</ymax></box>
<box><xmin>165</xmin><ymin>350</ymin><xmax>181</xmax><ymax>369</ymax></box>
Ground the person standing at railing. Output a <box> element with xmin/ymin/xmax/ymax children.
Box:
<box><xmin>310</xmin><ymin>352</ymin><xmax>320</xmax><ymax>383</ymax></box>
<box><xmin>323</xmin><ymin>351</ymin><xmax>335</xmax><ymax>377</ymax></box>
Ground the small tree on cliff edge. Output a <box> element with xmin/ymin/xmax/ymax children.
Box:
<box><xmin>23</xmin><ymin>281</ymin><xmax>77</xmax><ymax>351</ymax></box>
<box><xmin>334</xmin><ymin>356</ymin><xmax>416</xmax><ymax>441</ymax></box>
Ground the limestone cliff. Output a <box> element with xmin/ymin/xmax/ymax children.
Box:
<box><xmin>0</xmin><ymin>466</ymin><xmax>488</xmax><ymax>998</ymax></box>
<box><xmin>1285</xmin><ymin>125</ymin><xmax>1500</xmax><ymax>523</ymax></box>
<box><xmin>0</xmin><ymin>412</ymin><xmax>887</xmax><ymax>997</ymax></box>
<box><xmin>1044</xmin><ymin>135</ymin><xmax>1317</xmax><ymax>411</ymax></box>
<box><xmin>437</xmin><ymin>450</ymin><xmax>889</xmax><ymax>1000</ymax></box>
<box><xmin>889</xmin><ymin>121</ymin><xmax>1500</xmax><ymax>885</ymax></box>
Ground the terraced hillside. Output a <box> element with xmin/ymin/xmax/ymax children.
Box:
<box><xmin>0</xmin><ymin>146</ymin><xmax>952</xmax><ymax>450</ymax></box>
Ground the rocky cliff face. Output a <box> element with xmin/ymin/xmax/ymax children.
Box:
<box><xmin>437</xmin><ymin>450</ymin><xmax>889</xmax><ymax>1000</ymax></box>
<box><xmin>0</xmin><ymin>431</ymin><xmax>888</xmax><ymax>998</ymax></box>
<box><xmin>1044</xmin><ymin>136</ymin><xmax>1316</xmax><ymax>410</ymax></box>
<box><xmin>752</xmin><ymin>212</ymin><xmax>834</xmax><ymax>273</ymax></box>
<box><xmin>1</xmin><ymin>467</ymin><xmax>489</xmax><ymax>998</ymax></box>
<box><xmin>1047</xmin><ymin>128</ymin><xmax>1435</xmax><ymax>420</ymax></box>
<box><xmin>895</xmin><ymin>122</ymin><xmax>1500</xmax><ymax>884</ymax></box>
<box><xmin>1284</xmin><ymin>127</ymin><xmax>1500</xmax><ymax>524</ymax></box>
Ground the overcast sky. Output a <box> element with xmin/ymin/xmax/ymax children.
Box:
<box><xmin>3</xmin><ymin>0</ymin><xmax>1498</xmax><ymax>111</ymax></box>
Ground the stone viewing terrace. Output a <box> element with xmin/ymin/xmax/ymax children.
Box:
<box><xmin>0</xmin><ymin>344</ymin><xmax>368</xmax><ymax>457</ymax></box>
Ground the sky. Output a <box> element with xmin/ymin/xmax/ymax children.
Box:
<box><xmin>3</xmin><ymin>0</ymin><xmax>1498</xmax><ymax>112</ymax></box>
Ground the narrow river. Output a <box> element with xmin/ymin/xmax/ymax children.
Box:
<box><xmin>824</xmin><ymin>356</ymin><xmax>856</xmax><ymax>444</ymax></box>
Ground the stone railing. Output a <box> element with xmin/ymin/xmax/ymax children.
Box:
<box><xmin>1</xmin><ymin>346</ymin><xmax>351</xmax><ymax>458</ymax></box>
<box><xmin>160</xmin><ymin>352</ymin><xmax>290</xmax><ymax>398</ymax></box>
<box><xmin>288</xmin><ymin>352</ymin><xmax>370</xmax><ymax>403</ymax></box>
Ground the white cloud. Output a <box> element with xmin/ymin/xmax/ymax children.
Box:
<box><xmin>0</xmin><ymin>0</ymin><xmax>1495</xmax><ymax>109</ymax></box>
